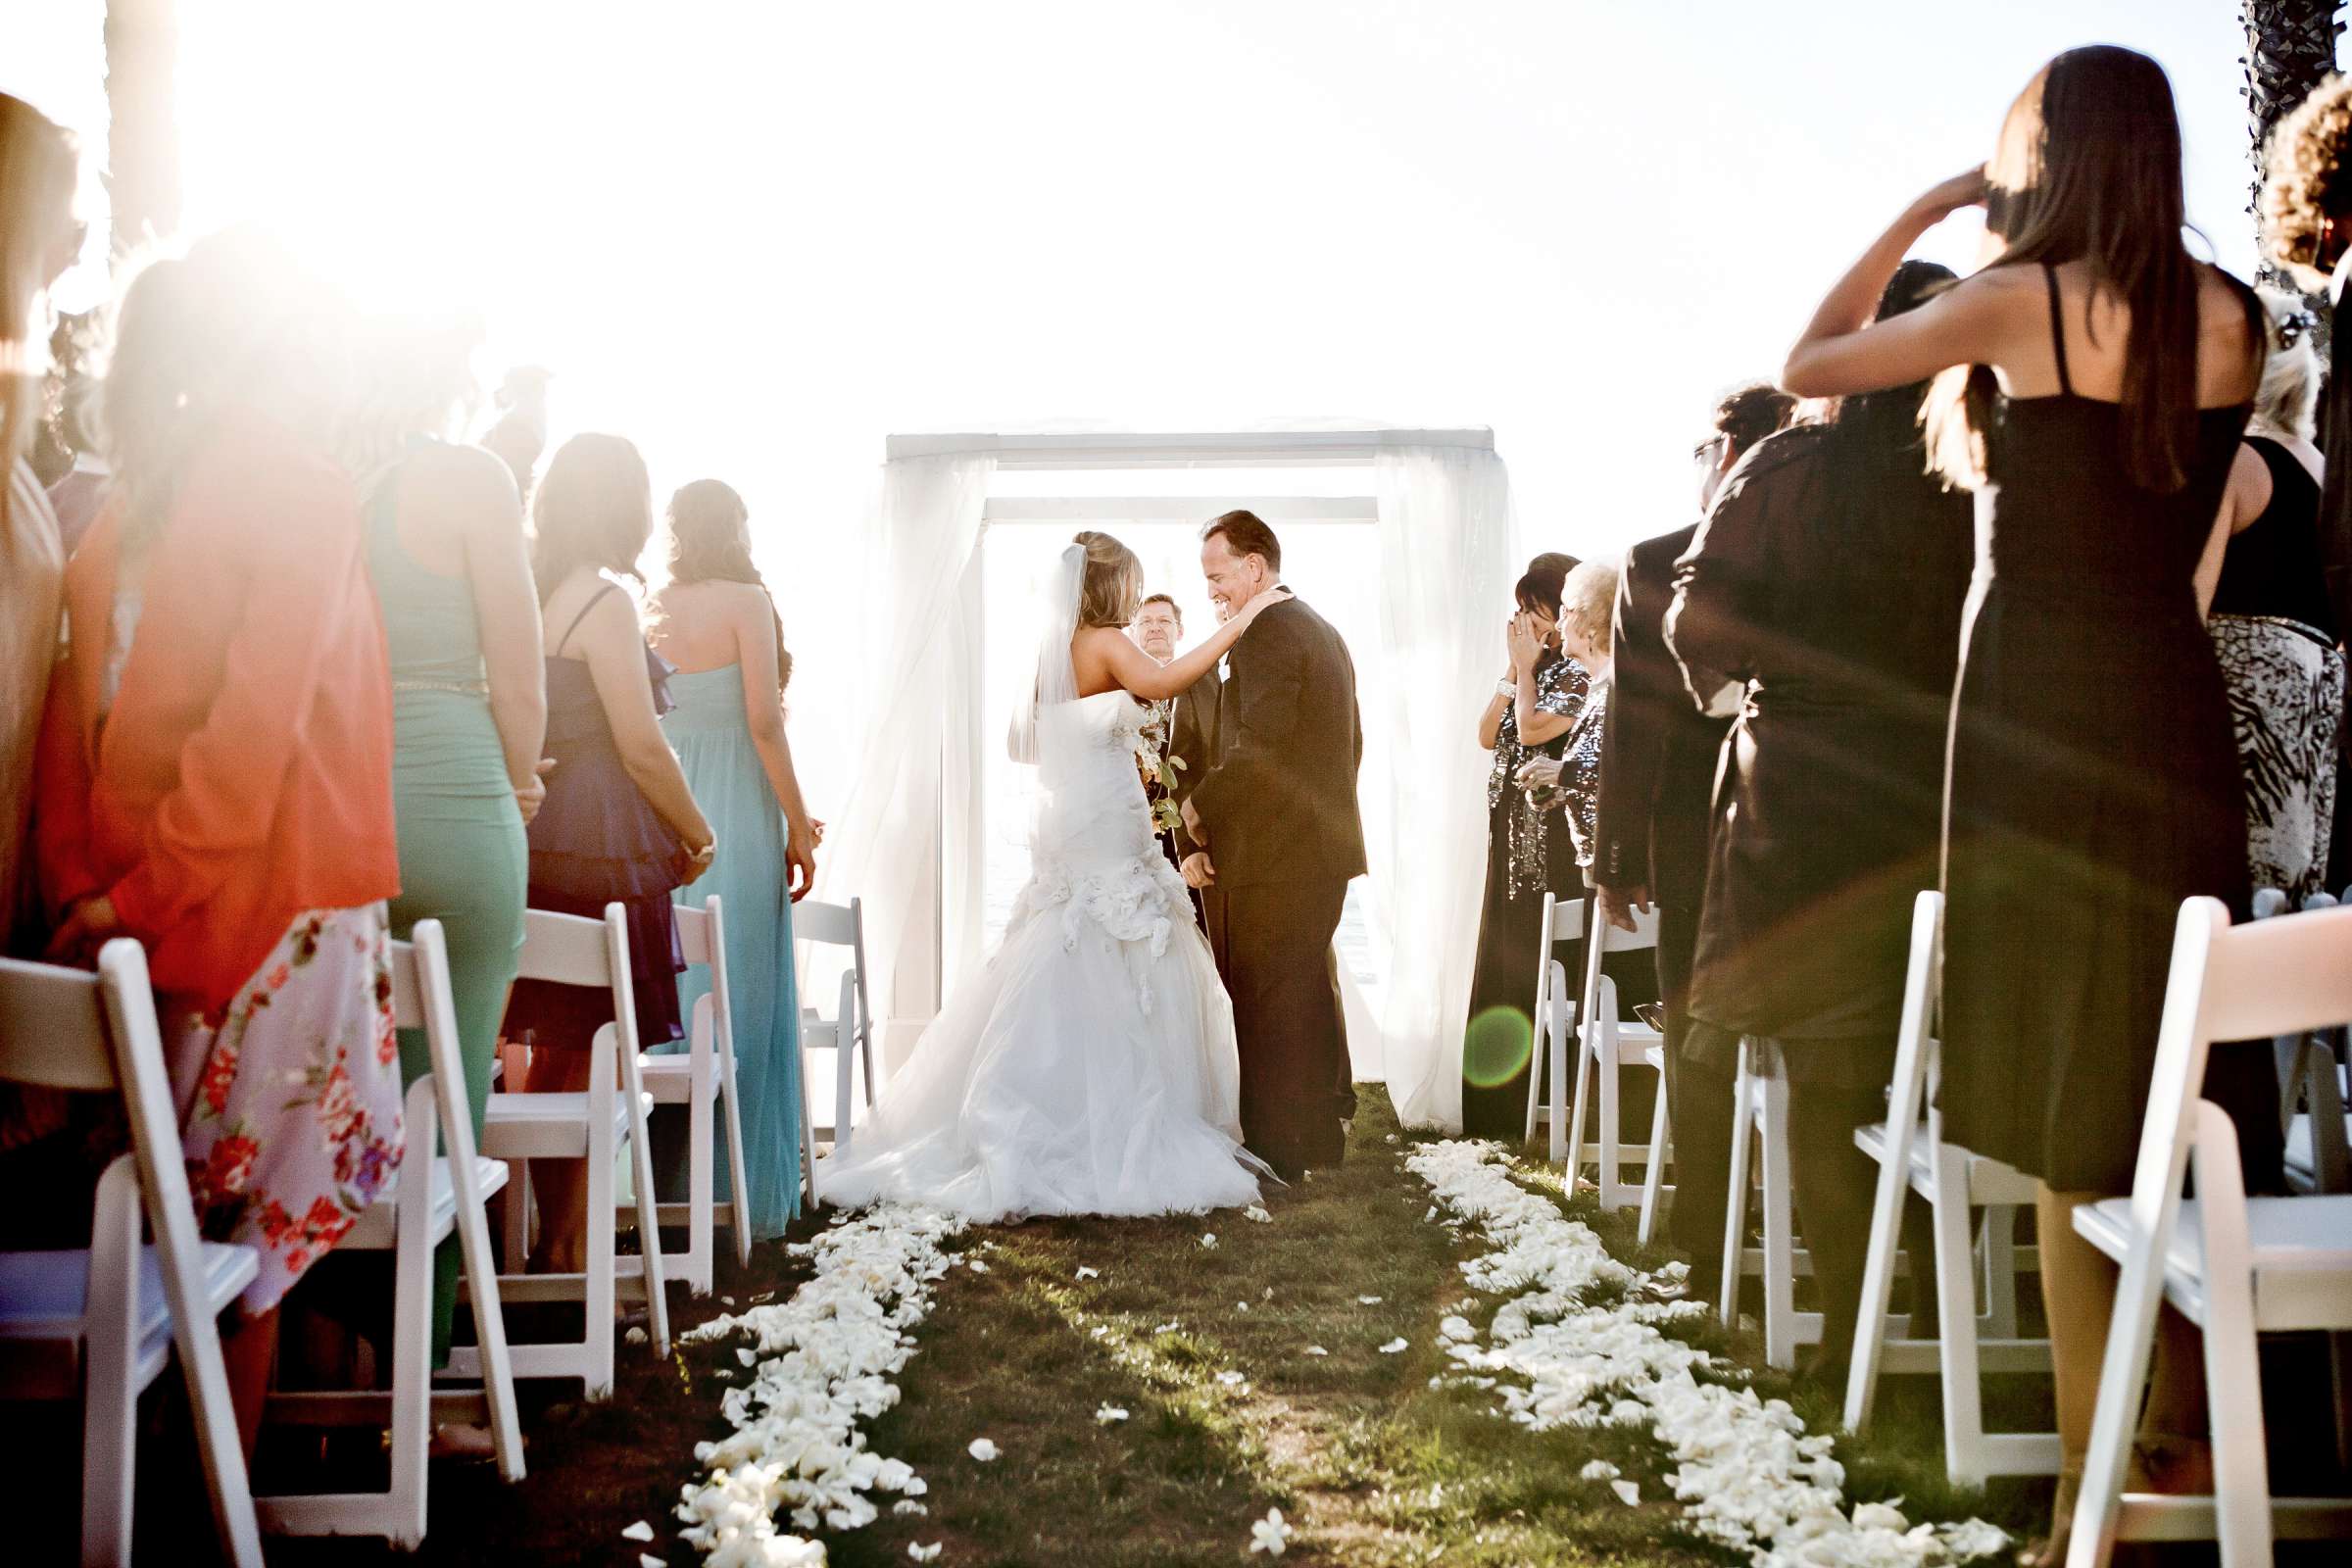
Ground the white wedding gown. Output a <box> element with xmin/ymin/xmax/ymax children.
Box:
<box><xmin>817</xmin><ymin>689</ymin><xmax>1263</xmax><ymax>1222</ymax></box>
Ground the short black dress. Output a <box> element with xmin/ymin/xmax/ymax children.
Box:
<box><xmin>1939</xmin><ymin>265</ymin><xmax>2285</xmax><ymax>1194</ymax></box>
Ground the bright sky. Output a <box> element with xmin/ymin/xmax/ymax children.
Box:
<box><xmin>7</xmin><ymin>0</ymin><xmax>2274</xmax><ymax>814</ymax></box>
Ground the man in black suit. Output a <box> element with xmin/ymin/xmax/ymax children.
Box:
<box><xmin>1590</xmin><ymin>380</ymin><xmax>1792</xmax><ymax>1300</ymax></box>
<box><xmin>1181</xmin><ymin>510</ymin><xmax>1365</xmax><ymax>1177</ymax></box>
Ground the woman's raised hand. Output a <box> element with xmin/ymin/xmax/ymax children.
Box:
<box><xmin>1910</xmin><ymin>166</ymin><xmax>1989</xmax><ymax>226</ymax></box>
<box><xmin>1506</xmin><ymin>612</ymin><xmax>1544</xmax><ymax>674</ymax></box>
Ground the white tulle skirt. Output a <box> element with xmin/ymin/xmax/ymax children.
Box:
<box><xmin>816</xmin><ymin>851</ymin><xmax>1264</xmax><ymax>1222</ymax></box>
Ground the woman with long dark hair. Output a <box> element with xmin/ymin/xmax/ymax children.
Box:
<box><xmin>503</xmin><ymin>433</ymin><xmax>713</xmax><ymax>1272</ymax></box>
<box><xmin>1460</xmin><ymin>559</ymin><xmax>1587</xmax><ymax>1138</ymax></box>
<box><xmin>645</xmin><ymin>479</ymin><xmax>817</xmax><ymax>1238</ymax></box>
<box><xmin>1782</xmin><ymin>46</ymin><xmax>2277</xmax><ymax>1553</ymax></box>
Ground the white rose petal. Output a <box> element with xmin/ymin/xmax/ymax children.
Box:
<box><xmin>1357</xmin><ymin>1296</ymin><xmax>1383</xmax><ymax>1305</ymax></box>
<box><xmin>622</xmin><ymin>1521</ymin><xmax>657</xmax><ymax>1542</ymax></box>
<box><xmin>1243</xmin><ymin>1204</ymin><xmax>1273</xmax><ymax>1224</ymax></box>
<box><xmin>966</xmin><ymin>1438</ymin><xmax>1000</xmax><ymax>1462</ymax></box>
<box><xmin>1074</xmin><ymin>1265</ymin><xmax>1099</xmax><ymax>1280</ymax></box>
<box><xmin>1379</xmin><ymin>1338</ymin><xmax>1409</xmax><ymax>1354</ymax></box>
<box><xmin>1304</xmin><ymin>1346</ymin><xmax>1329</xmax><ymax>1357</ymax></box>
<box><xmin>1200</xmin><ymin>1232</ymin><xmax>1218</xmax><ymax>1249</ymax></box>
<box><xmin>624</xmin><ymin>1326</ymin><xmax>649</xmax><ymax>1346</ymax></box>
<box><xmin>1579</xmin><ymin>1460</ymin><xmax>1620</xmax><ymax>1482</ymax></box>
<box><xmin>967</xmin><ymin>1257</ymin><xmax>990</xmax><ymax>1274</ymax></box>
<box><xmin>908</xmin><ymin>1544</ymin><xmax>942</xmax><ymax>1563</ymax></box>
<box><xmin>1096</xmin><ymin>1402</ymin><xmax>1130</xmax><ymax>1424</ymax></box>
<box><xmin>1611</xmin><ymin>1480</ymin><xmax>1641</xmax><ymax>1506</ymax></box>
<box><xmin>1249</xmin><ymin>1506</ymin><xmax>1294</xmax><ymax>1556</ymax></box>
<box><xmin>1217</xmin><ymin>1370</ymin><xmax>1247</xmax><ymax>1386</ymax></box>
<box><xmin>893</xmin><ymin>1500</ymin><xmax>930</xmax><ymax>1517</ymax></box>
<box><xmin>640</xmin><ymin>1555</ymin><xmax>666</xmax><ymax>1568</ymax></box>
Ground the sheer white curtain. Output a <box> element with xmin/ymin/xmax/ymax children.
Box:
<box><xmin>1367</xmin><ymin>443</ymin><xmax>1514</xmax><ymax>1129</ymax></box>
<box><xmin>811</xmin><ymin>452</ymin><xmax>995</xmax><ymax>1069</ymax></box>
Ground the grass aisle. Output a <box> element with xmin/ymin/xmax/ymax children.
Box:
<box><xmin>817</xmin><ymin>1092</ymin><xmax>2024</xmax><ymax>1568</ymax></box>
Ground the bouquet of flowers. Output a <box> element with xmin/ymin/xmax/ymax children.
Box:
<box><xmin>1132</xmin><ymin>700</ymin><xmax>1187</xmax><ymax>835</ymax></box>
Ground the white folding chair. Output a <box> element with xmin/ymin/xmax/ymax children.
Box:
<box><xmin>1523</xmin><ymin>891</ymin><xmax>1585</xmax><ymax>1158</ymax></box>
<box><xmin>2065</xmin><ymin>896</ymin><xmax>2352</xmax><ymax>1567</ymax></box>
<box><xmin>1844</xmin><ymin>891</ymin><xmax>2057</xmax><ymax>1484</ymax></box>
<box><xmin>466</xmin><ymin>906</ymin><xmax>669</xmax><ymax>1399</ymax></box>
<box><xmin>1560</xmin><ymin>903</ymin><xmax>1667</xmax><ymax>1213</ymax></box>
<box><xmin>0</xmin><ymin>940</ymin><xmax>264</xmax><ymax>1568</ymax></box>
<box><xmin>797</xmin><ymin>897</ymin><xmax>873</xmax><ymax>1189</ymax></box>
<box><xmin>255</xmin><ymin>920</ymin><xmax>525</xmax><ymax>1544</ymax></box>
<box><xmin>638</xmin><ymin>896</ymin><xmax>752</xmax><ymax>1295</ymax></box>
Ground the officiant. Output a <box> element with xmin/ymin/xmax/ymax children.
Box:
<box><xmin>1131</xmin><ymin>592</ymin><xmax>1213</xmax><ymax>933</ymax></box>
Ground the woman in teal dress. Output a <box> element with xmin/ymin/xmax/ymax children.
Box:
<box><xmin>352</xmin><ymin>327</ymin><xmax>547</xmax><ymax>1366</ymax></box>
<box><xmin>648</xmin><ymin>480</ymin><xmax>819</xmax><ymax>1240</ymax></box>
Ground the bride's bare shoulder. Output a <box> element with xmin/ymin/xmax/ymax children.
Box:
<box><xmin>1070</xmin><ymin>623</ymin><xmax>1135</xmax><ymax>695</ymax></box>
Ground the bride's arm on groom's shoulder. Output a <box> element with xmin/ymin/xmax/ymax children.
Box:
<box><xmin>1187</xmin><ymin>611</ymin><xmax>1308</xmax><ymax>833</ymax></box>
<box><xmin>1099</xmin><ymin>589</ymin><xmax>1285</xmax><ymax>702</ymax></box>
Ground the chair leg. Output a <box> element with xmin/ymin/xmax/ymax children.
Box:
<box><xmin>1720</xmin><ymin>1041</ymin><xmax>1753</xmax><ymax>1325</ymax></box>
<box><xmin>82</xmin><ymin>1157</ymin><xmax>143</xmax><ymax>1568</ymax></box>
<box><xmin>2191</xmin><ymin>1109</ymin><xmax>2275</xmax><ymax>1568</ymax></box>
<box><xmin>2064</xmin><ymin>1221</ymin><xmax>2167</xmax><ymax>1568</ymax></box>
<box><xmin>1563</xmin><ymin>1019</ymin><xmax>1593</xmax><ymax>1182</ymax></box>
<box><xmin>1598</xmin><ymin>1026</ymin><xmax>1624</xmax><ymax>1209</ymax></box>
<box><xmin>1759</xmin><ymin>1068</ymin><xmax>1797</xmax><ymax>1370</ymax></box>
<box><xmin>387</xmin><ymin>1108</ymin><xmax>436</xmax><ymax>1549</ymax></box>
<box><xmin>717</xmin><ymin>1047</ymin><xmax>753</xmax><ymax>1264</ymax></box>
<box><xmin>1524</xmin><ymin>1002</ymin><xmax>1546</xmax><ymax>1148</ymax></box>
<box><xmin>1844</xmin><ymin>1137</ymin><xmax>1914</xmax><ymax>1434</ymax></box>
<box><xmin>1931</xmin><ymin>1148</ymin><xmax>1989</xmax><ymax>1487</ymax></box>
<box><xmin>686</xmin><ymin>1053</ymin><xmax>715</xmax><ymax>1296</ymax></box>
<box><xmin>1638</xmin><ymin>1063</ymin><xmax>1670</xmax><ymax>1246</ymax></box>
<box><xmin>586</xmin><ymin>1057</ymin><xmax>617</xmax><ymax>1401</ymax></box>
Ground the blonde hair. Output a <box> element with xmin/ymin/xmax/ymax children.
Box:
<box><xmin>1561</xmin><ymin>559</ymin><xmax>1619</xmax><ymax>662</ymax></box>
<box><xmin>2254</xmin><ymin>289</ymin><xmax>2321</xmax><ymax>440</ymax></box>
<box><xmin>1073</xmin><ymin>529</ymin><xmax>1143</xmax><ymax>629</ymax></box>
<box><xmin>1</xmin><ymin>92</ymin><xmax>78</xmax><ymax>512</ymax></box>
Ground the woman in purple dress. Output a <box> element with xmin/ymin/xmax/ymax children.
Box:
<box><xmin>504</xmin><ymin>434</ymin><xmax>714</xmax><ymax>1272</ymax></box>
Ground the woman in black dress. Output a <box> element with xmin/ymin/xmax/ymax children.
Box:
<box><xmin>1461</xmin><ymin>562</ymin><xmax>1587</xmax><ymax>1138</ymax></box>
<box><xmin>1781</xmin><ymin>47</ymin><xmax>2278</xmax><ymax>1555</ymax></box>
<box><xmin>1667</xmin><ymin>261</ymin><xmax>1973</xmax><ymax>1380</ymax></box>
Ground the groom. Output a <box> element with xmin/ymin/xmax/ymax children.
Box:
<box><xmin>1178</xmin><ymin>511</ymin><xmax>1365</xmax><ymax>1177</ymax></box>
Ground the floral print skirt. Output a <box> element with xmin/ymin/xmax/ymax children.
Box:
<box><xmin>170</xmin><ymin>904</ymin><xmax>404</xmax><ymax>1312</ymax></box>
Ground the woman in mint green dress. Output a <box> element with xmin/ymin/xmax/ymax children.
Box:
<box><xmin>354</xmin><ymin>353</ymin><xmax>547</xmax><ymax>1369</ymax></box>
<box><xmin>647</xmin><ymin>480</ymin><xmax>819</xmax><ymax>1240</ymax></box>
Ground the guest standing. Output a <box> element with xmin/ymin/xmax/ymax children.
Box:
<box><xmin>1522</xmin><ymin>559</ymin><xmax>1622</xmax><ymax>875</ymax></box>
<box><xmin>2204</xmin><ymin>293</ymin><xmax>2340</xmax><ymax>902</ymax></box>
<box><xmin>1</xmin><ymin>94</ymin><xmax>77</xmax><ymax>956</ymax></box>
<box><xmin>1782</xmin><ymin>47</ymin><xmax>2278</xmax><ymax>1553</ymax></box>
<box><xmin>1460</xmin><ymin>558</ymin><xmax>1587</xmax><ymax>1139</ymax></box>
<box><xmin>1590</xmin><ymin>381</ymin><xmax>1791</xmax><ymax>1299</ymax></box>
<box><xmin>37</xmin><ymin>232</ymin><xmax>405</xmax><ymax>1453</ymax></box>
<box><xmin>505</xmin><ymin>434</ymin><xmax>714</xmax><ymax>1272</ymax></box>
<box><xmin>349</xmin><ymin>310</ymin><xmax>545</xmax><ymax>1365</ymax></box>
<box><xmin>1668</xmin><ymin>262</ymin><xmax>1971</xmax><ymax>1377</ymax></box>
<box><xmin>646</xmin><ymin>478</ymin><xmax>815</xmax><ymax>1240</ymax></box>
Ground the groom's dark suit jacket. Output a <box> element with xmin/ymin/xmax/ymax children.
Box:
<box><xmin>1185</xmin><ymin>597</ymin><xmax>1366</xmax><ymax>888</ymax></box>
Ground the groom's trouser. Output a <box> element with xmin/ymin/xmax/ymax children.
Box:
<box><xmin>1214</xmin><ymin>878</ymin><xmax>1353</xmax><ymax>1174</ymax></box>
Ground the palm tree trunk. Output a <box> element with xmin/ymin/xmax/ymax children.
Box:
<box><xmin>104</xmin><ymin>0</ymin><xmax>179</xmax><ymax>257</ymax></box>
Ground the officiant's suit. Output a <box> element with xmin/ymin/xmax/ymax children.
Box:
<box><xmin>1182</xmin><ymin>597</ymin><xmax>1364</xmax><ymax>1175</ymax></box>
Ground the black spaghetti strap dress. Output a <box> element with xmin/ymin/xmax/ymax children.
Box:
<box><xmin>1938</xmin><ymin>265</ymin><xmax>2286</xmax><ymax>1195</ymax></box>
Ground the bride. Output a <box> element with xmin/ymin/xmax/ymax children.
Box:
<box><xmin>818</xmin><ymin>531</ymin><xmax>1290</xmax><ymax>1221</ymax></box>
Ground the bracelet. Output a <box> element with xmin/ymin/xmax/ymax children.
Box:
<box><xmin>1494</xmin><ymin>678</ymin><xmax>1518</xmax><ymax>700</ymax></box>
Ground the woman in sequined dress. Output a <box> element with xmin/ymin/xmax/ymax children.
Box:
<box><xmin>1460</xmin><ymin>561</ymin><xmax>1589</xmax><ymax>1138</ymax></box>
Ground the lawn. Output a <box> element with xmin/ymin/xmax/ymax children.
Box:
<box><xmin>6</xmin><ymin>1090</ymin><xmax>2147</xmax><ymax>1567</ymax></box>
